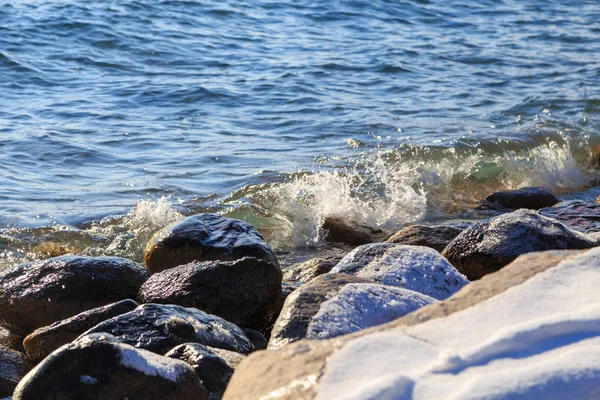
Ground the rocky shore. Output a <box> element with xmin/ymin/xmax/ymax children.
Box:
<box><xmin>1</xmin><ymin>187</ymin><xmax>600</xmax><ymax>399</ymax></box>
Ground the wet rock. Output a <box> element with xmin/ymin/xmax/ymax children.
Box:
<box><xmin>539</xmin><ymin>201</ymin><xmax>600</xmax><ymax>233</ymax></box>
<box><xmin>223</xmin><ymin>250</ymin><xmax>591</xmax><ymax>400</ymax></box>
<box><xmin>144</xmin><ymin>213</ymin><xmax>279</xmax><ymax>274</ymax></box>
<box><xmin>442</xmin><ymin>209</ymin><xmax>597</xmax><ymax>280</ymax></box>
<box><xmin>82</xmin><ymin>304</ymin><xmax>253</xmax><ymax>355</ymax></box>
<box><xmin>23</xmin><ymin>299</ymin><xmax>138</xmax><ymax>362</ymax></box>
<box><xmin>13</xmin><ymin>333</ymin><xmax>207</xmax><ymax>400</ymax></box>
<box><xmin>0</xmin><ymin>325</ymin><xmax>24</xmax><ymax>352</ymax></box>
<box><xmin>241</xmin><ymin>329</ymin><xmax>267</xmax><ymax>351</ymax></box>
<box><xmin>269</xmin><ymin>274</ymin><xmax>437</xmax><ymax>349</ymax></box>
<box><xmin>321</xmin><ymin>217</ymin><xmax>378</xmax><ymax>246</ymax></box>
<box><xmin>482</xmin><ymin>186</ymin><xmax>559</xmax><ymax>210</ymax></box>
<box><xmin>0</xmin><ymin>256</ymin><xmax>150</xmax><ymax>335</ymax></box>
<box><xmin>283</xmin><ymin>258</ymin><xmax>336</xmax><ymax>282</ymax></box>
<box><xmin>331</xmin><ymin>243</ymin><xmax>468</xmax><ymax>300</ymax></box>
<box><xmin>1</xmin><ymin>346</ymin><xmax>32</xmax><ymax>397</ymax></box>
<box><xmin>386</xmin><ymin>225</ymin><xmax>463</xmax><ymax>252</ymax></box>
<box><xmin>138</xmin><ymin>257</ymin><xmax>282</xmax><ymax>332</ymax></box>
<box><xmin>166</xmin><ymin>343</ymin><xmax>245</xmax><ymax>400</ymax></box>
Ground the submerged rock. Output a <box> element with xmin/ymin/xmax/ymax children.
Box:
<box><xmin>1</xmin><ymin>346</ymin><xmax>31</xmax><ymax>397</ymax></box>
<box><xmin>331</xmin><ymin>243</ymin><xmax>468</xmax><ymax>300</ymax></box>
<box><xmin>0</xmin><ymin>256</ymin><xmax>150</xmax><ymax>335</ymax></box>
<box><xmin>442</xmin><ymin>209</ymin><xmax>596</xmax><ymax>280</ymax></box>
<box><xmin>13</xmin><ymin>333</ymin><xmax>207</xmax><ymax>400</ymax></box>
<box><xmin>269</xmin><ymin>274</ymin><xmax>437</xmax><ymax>349</ymax></box>
<box><xmin>144</xmin><ymin>213</ymin><xmax>279</xmax><ymax>273</ymax></box>
<box><xmin>138</xmin><ymin>257</ymin><xmax>282</xmax><ymax>332</ymax></box>
<box><xmin>386</xmin><ymin>225</ymin><xmax>463</xmax><ymax>252</ymax></box>
<box><xmin>23</xmin><ymin>299</ymin><xmax>138</xmax><ymax>361</ymax></box>
<box><xmin>482</xmin><ymin>186</ymin><xmax>560</xmax><ymax>210</ymax></box>
<box><xmin>81</xmin><ymin>304</ymin><xmax>253</xmax><ymax>355</ymax></box>
<box><xmin>166</xmin><ymin>343</ymin><xmax>245</xmax><ymax>400</ymax></box>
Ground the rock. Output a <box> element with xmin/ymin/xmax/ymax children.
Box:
<box><xmin>166</xmin><ymin>343</ymin><xmax>245</xmax><ymax>400</ymax></box>
<box><xmin>283</xmin><ymin>258</ymin><xmax>336</xmax><ymax>282</ymax></box>
<box><xmin>138</xmin><ymin>257</ymin><xmax>282</xmax><ymax>332</ymax></box>
<box><xmin>82</xmin><ymin>304</ymin><xmax>253</xmax><ymax>355</ymax></box>
<box><xmin>539</xmin><ymin>201</ymin><xmax>600</xmax><ymax>233</ymax></box>
<box><xmin>13</xmin><ymin>333</ymin><xmax>207</xmax><ymax>400</ymax></box>
<box><xmin>241</xmin><ymin>329</ymin><xmax>267</xmax><ymax>351</ymax></box>
<box><xmin>320</xmin><ymin>217</ymin><xmax>378</xmax><ymax>246</ymax></box>
<box><xmin>0</xmin><ymin>325</ymin><xmax>24</xmax><ymax>352</ymax></box>
<box><xmin>23</xmin><ymin>299</ymin><xmax>138</xmax><ymax>362</ymax></box>
<box><xmin>442</xmin><ymin>209</ymin><xmax>597</xmax><ymax>280</ymax></box>
<box><xmin>269</xmin><ymin>274</ymin><xmax>437</xmax><ymax>349</ymax></box>
<box><xmin>386</xmin><ymin>225</ymin><xmax>463</xmax><ymax>253</ymax></box>
<box><xmin>331</xmin><ymin>243</ymin><xmax>468</xmax><ymax>300</ymax></box>
<box><xmin>1</xmin><ymin>346</ymin><xmax>32</xmax><ymax>397</ymax></box>
<box><xmin>0</xmin><ymin>256</ymin><xmax>150</xmax><ymax>335</ymax></box>
<box><xmin>482</xmin><ymin>186</ymin><xmax>560</xmax><ymax>210</ymax></box>
<box><xmin>281</xmin><ymin>280</ymin><xmax>303</xmax><ymax>303</ymax></box>
<box><xmin>224</xmin><ymin>249</ymin><xmax>598</xmax><ymax>400</ymax></box>
<box><xmin>144</xmin><ymin>213</ymin><xmax>278</xmax><ymax>274</ymax></box>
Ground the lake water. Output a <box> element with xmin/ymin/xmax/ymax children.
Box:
<box><xmin>0</xmin><ymin>0</ymin><xmax>598</xmax><ymax>267</ymax></box>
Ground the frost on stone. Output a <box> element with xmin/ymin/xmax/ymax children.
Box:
<box><xmin>316</xmin><ymin>247</ymin><xmax>600</xmax><ymax>400</ymax></box>
<box><xmin>307</xmin><ymin>284</ymin><xmax>437</xmax><ymax>340</ymax></box>
<box><xmin>332</xmin><ymin>244</ymin><xmax>468</xmax><ymax>300</ymax></box>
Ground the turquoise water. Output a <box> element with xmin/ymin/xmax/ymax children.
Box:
<box><xmin>0</xmin><ymin>0</ymin><xmax>599</xmax><ymax>265</ymax></box>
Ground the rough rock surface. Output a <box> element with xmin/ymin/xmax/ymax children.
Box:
<box><xmin>138</xmin><ymin>257</ymin><xmax>282</xmax><ymax>331</ymax></box>
<box><xmin>13</xmin><ymin>333</ymin><xmax>207</xmax><ymax>400</ymax></box>
<box><xmin>0</xmin><ymin>256</ymin><xmax>150</xmax><ymax>335</ymax></box>
<box><xmin>386</xmin><ymin>225</ymin><xmax>463</xmax><ymax>253</ymax></box>
<box><xmin>223</xmin><ymin>249</ymin><xmax>591</xmax><ymax>400</ymax></box>
<box><xmin>320</xmin><ymin>217</ymin><xmax>378</xmax><ymax>246</ymax></box>
<box><xmin>1</xmin><ymin>346</ymin><xmax>31</xmax><ymax>397</ymax></box>
<box><xmin>283</xmin><ymin>258</ymin><xmax>337</xmax><ymax>282</ymax></box>
<box><xmin>166</xmin><ymin>343</ymin><xmax>245</xmax><ymax>400</ymax></box>
<box><xmin>270</xmin><ymin>274</ymin><xmax>437</xmax><ymax>349</ymax></box>
<box><xmin>331</xmin><ymin>243</ymin><xmax>468</xmax><ymax>300</ymax></box>
<box><xmin>23</xmin><ymin>299</ymin><xmax>138</xmax><ymax>361</ymax></box>
<box><xmin>482</xmin><ymin>186</ymin><xmax>559</xmax><ymax>210</ymax></box>
<box><xmin>82</xmin><ymin>304</ymin><xmax>253</xmax><ymax>355</ymax></box>
<box><xmin>539</xmin><ymin>200</ymin><xmax>600</xmax><ymax>233</ymax></box>
<box><xmin>442</xmin><ymin>209</ymin><xmax>596</xmax><ymax>280</ymax></box>
<box><xmin>144</xmin><ymin>213</ymin><xmax>278</xmax><ymax>273</ymax></box>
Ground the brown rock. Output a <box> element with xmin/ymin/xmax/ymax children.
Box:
<box><xmin>321</xmin><ymin>217</ymin><xmax>381</xmax><ymax>246</ymax></box>
<box><xmin>283</xmin><ymin>258</ymin><xmax>336</xmax><ymax>282</ymax></box>
<box><xmin>386</xmin><ymin>225</ymin><xmax>463</xmax><ymax>253</ymax></box>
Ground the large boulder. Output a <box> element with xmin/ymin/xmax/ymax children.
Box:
<box><xmin>138</xmin><ymin>257</ymin><xmax>282</xmax><ymax>332</ymax></box>
<box><xmin>0</xmin><ymin>256</ymin><xmax>150</xmax><ymax>335</ymax></box>
<box><xmin>166</xmin><ymin>343</ymin><xmax>245</xmax><ymax>400</ymax></box>
<box><xmin>224</xmin><ymin>249</ymin><xmax>600</xmax><ymax>400</ymax></box>
<box><xmin>23</xmin><ymin>299</ymin><xmax>138</xmax><ymax>361</ymax></box>
<box><xmin>13</xmin><ymin>333</ymin><xmax>207</xmax><ymax>400</ymax></box>
<box><xmin>144</xmin><ymin>214</ymin><xmax>278</xmax><ymax>273</ymax></box>
<box><xmin>81</xmin><ymin>303</ymin><xmax>253</xmax><ymax>355</ymax></box>
<box><xmin>386</xmin><ymin>225</ymin><xmax>463</xmax><ymax>253</ymax></box>
<box><xmin>482</xmin><ymin>186</ymin><xmax>559</xmax><ymax>210</ymax></box>
<box><xmin>331</xmin><ymin>243</ymin><xmax>468</xmax><ymax>300</ymax></box>
<box><xmin>442</xmin><ymin>209</ymin><xmax>597</xmax><ymax>280</ymax></box>
<box><xmin>1</xmin><ymin>346</ymin><xmax>31</xmax><ymax>397</ymax></box>
<box><xmin>269</xmin><ymin>274</ymin><xmax>437</xmax><ymax>349</ymax></box>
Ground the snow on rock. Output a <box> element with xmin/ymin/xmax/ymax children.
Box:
<box><xmin>307</xmin><ymin>284</ymin><xmax>437</xmax><ymax>340</ymax></box>
<box><xmin>315</xmin><ymin>247</ymin><xmax>600</xmax><ymax>400</ymax></box>
<box><xmin>331</xmin><ymin>243</ymin><xmax>468</xmax><ymax>300</ymax></box>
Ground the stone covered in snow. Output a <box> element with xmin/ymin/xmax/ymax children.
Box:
<box><xmin>81</xmin><ymin>304</ymin><xmax>253</xmax><ymax>355</ymax></box>
<box><xmin>331</xmin><ymin>243</ymin><xmax>468</xmax><ymax>300</ymax></box>
<box><xmin>269</xmin><ymin>274</ymin><xmax>437</xmax><ymax>349</ymax></box>
<box><xmin>442</xmin><ymin>209</ymin><xmax>597</xmax><ymax>280</ymax></box>
<box><xmin>224</xmin><ymin>249</ymin><xmax>600</xmax><ymax>400</ymax></box>
<box><xmin>144</xmin><ymin>213</ymin><xmax>279</xmax><ymax>273</ymax></box>
<box><xmin>13</xmin><ymin>333</ymin><xmax>207</xmax><ymax>400</ymax></box>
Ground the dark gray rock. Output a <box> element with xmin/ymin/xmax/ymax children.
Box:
<box><xmin>482</xmin><ymin>186</ymin><xmax>559</xmax><ymax>210</ymax></box>
<box><xmin>23</xmin><ymin>299</ymin><xmax>138</xmax><ymax>361</ymax></box>
<box><xmin>166</xmin><ymin>343</ymin><xmax>245</xmax><ymax>400</ymax></box>
<box><xmin>283</xmin><ymin>258</ymin><xmax>336</xmax><ymax>282</ymax></box>
<box><xmin>0</xmin><ymin>256</ymin><xmax>150</xmax><ymax>335</ymax></box>
<box><xmin>1</xmin><ymin>345</ymin><xmax>32</xmax><ymax>397</ymax></box>
<box><xmin>331</xmin><ymin>243</ymin><xmax>468</xmax><ymax>300</ymax></box>
<box><xmin>13</xmin><ymin>333</ymin><xmax>207</xmax><ymax>400</ymax></box>
<box><xmin>442</xmin><ymin>209</ymin><xmax>597</xmax><ymax>280</ymax></box>
<box><xmin>81</xmin><ymin>304</ymin><xmax>253</xmax><ymax>355</ymax></box>
<box><xmin>320</xmin><ymin>217</ymin><xmax>377</xmax><ymax>246</ymax></box>
<box><xmin>138</xmin><ymin>257</ymin><xmax>282</xmax><ymax>332</ymax></box>
<box><xmin>144</xmin><ymin>213</ymin><xmax>278</xmax><ymax>273</ymax></box>
<box><xmin>386</xmin><ymin>225</ymin><xmax>463</xmax><ymax>253</ymax></box>
<box><xmin>241</xmin><ymin>329</ymin><xmax>267</xmax><ymax>351</ymax></box>
<box><xmin>539</xmin><ymin>201</ymin><xmax>600</xmax><ymax>233</ymax></box>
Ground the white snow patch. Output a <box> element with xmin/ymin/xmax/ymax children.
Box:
<box><xmin>307</xmin><ymin>284</ymin><xmax>437</xmax><ymax>340</ymax></box>
<box><xmin>119</xmin><ymin>346</ymin><xmax>187</xmax><ymax>383</ymax></box>
<box><xmin>316</xmin><ymin>247</ymin><xmax>600</xmax><ymax>400</ymax></box>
